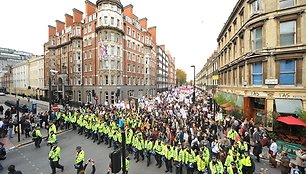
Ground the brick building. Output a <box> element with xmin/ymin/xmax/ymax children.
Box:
<box><xmin>44</xmin><ymin>0</ymin><xmax>175</xmax><ymax>105</ymax></box>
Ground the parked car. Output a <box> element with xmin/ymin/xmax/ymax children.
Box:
<box><xmin>0</xmin><ymin>92</ymin><xmax>5</xmax><ymax>96</ymax></box>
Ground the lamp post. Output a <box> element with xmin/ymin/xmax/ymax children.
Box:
<box><xmin>190</xmin><ymin>65</ymin><xmax>196</xmax><ymax>103</ymax></box>
<box><xmin>49</xmin><ymin>70</ymin><xmax>58</xmax><ymax>118</ymax></box>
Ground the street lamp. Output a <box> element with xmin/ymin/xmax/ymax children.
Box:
<box><xmin>49</xmin><ymin>69</ymin><xmax>58</xmax><ymax>118</ymax></box>
<box><xmin>191</xmin><ymin>65</ymin><xmax>195</xmax><ymax>103</ymax></box>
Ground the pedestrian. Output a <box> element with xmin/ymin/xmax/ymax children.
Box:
<box><xmin>48</xmin><ymin>143</ymin><xmax>64</xmax><ymax>174</ymax></box>
<box><xmin>7</xmin><ymin>165</ymin><xmax>22</xmax><ymax>174</ymax></box>
<box><xmin>32</xmin><ymin>126</ymin><xmax>42</xmax><ymax>148</ymax></box>
<box><xmin>75</xmin><ymin>146</ymin><xmax>85</xmax><ymax>174</ymax></box>
<box><xmin>294</xmin><ymin>146</ymin><xmax>306</xmax><ymax>174</ymax></box>
<box><xmin>79</xmin><ymin>159</ymin><xmax>96</xmax><ymax>174</ymax></box>
<box><xmin>7</xmin><ymin>119</ymin><xmax>14</xmax><ymax>139</ymax></box>
<box><xmin>269</xmin><ymin>138</ymin><xmax>278</xmax><ymax>168</ymax></box>
<box><xmin>280</xmin><ymin>151</ymin><xmax>291</xmax><ymax>174</ymax></box>
<box><xmin>253</xmin><ymin>140</ymin><xmax>262</xmax><ymax>162</ymax></box>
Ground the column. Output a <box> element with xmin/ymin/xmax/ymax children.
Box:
<box><xmin>302</xmin><ymin>100</ymin><xmax>306</xmax><ymax>110</ymax></box>
<box><xmin>266</xmin><ymin>98</ymin><xmax>274</xmax><ymax>131</ymax></box>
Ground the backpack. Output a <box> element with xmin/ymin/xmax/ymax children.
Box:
<box><xmin>0</xmin><ymin>147</ymin><xmax>6</xmax><ymax>158</ymax></box>
<box><xmin>32</xmin><ymin>131</ymin><xmax>36</xmax><ymax>137</ymax></box>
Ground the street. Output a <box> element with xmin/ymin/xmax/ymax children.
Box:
<box><xmin>1</xmin><ymin>130</ymin><xmax>279</xmax><ymax>174</ymax></box>
<box><xmin>0</xmin><ymin>94</ymin><xmax>48</xmax><ymax>114</ymax></box>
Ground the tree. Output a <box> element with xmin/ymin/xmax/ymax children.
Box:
<box><xmin>176</xmin><ymin>69</ymin><xmax>187</xmax><ymax>86</ymax></box>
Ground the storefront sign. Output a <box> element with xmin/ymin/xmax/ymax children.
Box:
<box><xmin>265</xmin><ymin>79</ymin><xmax>278</xmax><ymax>85</ymax></box>
<box><xmin>279</xmin><ymin>93</ymin><xmax>290</xmax><ymax>98</ymax></box>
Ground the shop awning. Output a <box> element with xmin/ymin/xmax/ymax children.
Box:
<box><xmin>277</xmin><ymin>116</ymin><xmax>306</xmax><ymax>127</ymax></box>
<box><xmin>275</xmin><ymin>99</ymin><xmax>302</xmax><ymax>114</ymax></box>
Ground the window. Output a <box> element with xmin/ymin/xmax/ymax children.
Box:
<box><xmin>132</xmin><ymin>30</ymin><xmax>135</xmax><ymax>38</ymax></box>
<box><xmin>88</xmin><ymin>37</ymin><xmax>92</xmax><ymax>46</ymax></box>
<box><xmin>105</xmin><ymin>92</ymin><xmax>109</xmax><ymax>103</ymax></box>
<box><xmin>77</xmin><ymin>52</ymin><xmax>81</xmax><ymax>60</ymax></box>
<box><xmin>88</xmin><ymin>24</ymin><xmax>92</xmax><ymax>32</ymax></box>
<box><xmin>127</xmin><ymin>27</ymin><xmax>131</xmax><ymax>35</ymax></box>
<box><xmin>77</xmin><ymin>41</ymin><xmax>81</xmax><ymax>48</ymax></box>
<box><xmin>251</xmin><ymin>0</ymin><xmax>261</xmax><ymax>14</ymax></box>
<box><xmin>280</xmin><ymin>60</ymin><xmax>295</xmax><ymax>85</ymax></box>
<box><xmin>76</xmin><ymin>27</ymin><xmax>81</xmax><ymax>36</ymax></box>
<box><xmin>104</xmin><ymin>31</ymin><xmax>108</xmax><ymax>40</ymax></box>
<box><xmin>280</xmin><ymin>21</ymin><xmax>296</xmax><ymax>46</ymax></box>
<box><xmin>111</xmin><ymin>17</ymin><xmax>114</xmax><ymax>25</ymax></box>
<box><xmin>117</xmin><ymin>47</ymin><xmax>120</xmax><ymax>56</ymax></box>
<box><xmin>89</xmin><ymin>51</ymin><xmax>92</xmax><ymax>59</ymax></box>
<box><xmin>111</xmin><ymin>46</ymin><xmax>114</xmax><ymax>55</ymax></box>
<box><xmin>78</xmin><ymin>91</ymin><xmax>81</xmax><ymax>102</ymax></box>
<box><xmin>110</xmin><ymin>32</ymin><xmax>114</xmax><ymax>41</ymax></box>
<box><xmin>280</xmin><ymin>0</ymin><xmax>294</xmax><ymax>9</ymax></box>
<box><xmin>104</xmin><ymin>16</ymin><xmax>108</xmax><ymax>24</ymax></box>
<box><xmin>105</xmin><ymin>75</ymin><xmax>109</xmax><ymax>85</ymax></box>
<box><xmin>117</xmin><ymin>19</ymin><xmax>120</xmax><ymax>27</ymax></box>
<box><xmin>251</xmin><ymin>27</ymin><xmax>262</xmax><ymax>50</ymax></box>
<box><xmin>105</xmin><ymin>60</ymin><xmax>109</xmax><ymax>69</ymax></box>
<box><xmin>252</xmin><ymin>63</ymin><xmax>262</xmax><ymax>85</ymax></box>
<box><xmin>111</xmin><ymin>75</ymin><xmax>114</xmax><ymax>85</ymax></box>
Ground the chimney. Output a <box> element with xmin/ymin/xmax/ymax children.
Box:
<box><xmin>139</xmin><ymin>18</ymin><xmax>147</xmax><ymax>30</ymax></box>
<box><xmin>55</xmin><ymin>20</ymin><xmax>65</xmax><ymax>33</ymax></box>
<box><xmin>148</xmin><ymin>26</ymin><xmax>157</xmax><ymax>44</ymax></box>
<box><xmin>85</xmin><ymin>0</ymin><xmax>96</xmax><ymax>16</ymax></box>
<box><xmin>73</xmin><ymin>8</ymin><xmax>83</xmax><ymax>23</ymax></box>
<box><xmin>65</xmin><ymin>14</ymin><xmax>73</xmax><ymax>27</ymax></box>
<box><xmin>123</xmin><ymin>4</ymin><xmax>133</xmax><ymax>18</ymax></box>
<box><xmin>48</xmin><ymin>25</ymin><xmax>56</xmax><ymax>37</ymax></box>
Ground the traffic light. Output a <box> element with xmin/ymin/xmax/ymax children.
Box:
<box><xmin>110</xmin><ymin>150</ymin><xmax>121</xmax><ymax>173</ymax></box>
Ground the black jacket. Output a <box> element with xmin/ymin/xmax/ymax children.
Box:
<box><xmin>83</xmin><ymin>163</ymin><xmax>96</xmax><ymax>174</ymax></box>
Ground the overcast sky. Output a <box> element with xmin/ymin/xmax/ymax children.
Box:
<box><xmin>0</xmin><ymin>0</ymin><xmax>237</xmax><ymax>80</ymax></box>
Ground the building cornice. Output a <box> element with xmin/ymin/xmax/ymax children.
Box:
<box><xmin>96</xmin><ymin>25</ymin><xmax>125</xmax><ymax>35</ymax></box>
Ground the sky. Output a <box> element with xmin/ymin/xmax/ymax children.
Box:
<box><xmin>0</xmin><ymin>0</ymin><xmax>237</xmax><ymax>80</ymax></box>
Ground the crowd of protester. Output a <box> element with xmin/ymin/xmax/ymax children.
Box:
<box><xmin>1</xmin><ymin>87</ymin><xmax>306</xmax><ymax>174</ymax></box>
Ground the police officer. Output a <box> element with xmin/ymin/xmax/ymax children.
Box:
<box><xmin>186</xmin><ymin>147</ymin><xmax>196</xmax><ymax>174</ymax></box>
<box><xmin>48</xmin><ymin>131</ymin><xmax>57</xmax><ymax>147</ymax></box>
<box><xmin>164</xmin><ymin>144</ymin><xmax>173</xmax><ymax>173</ymax></box>
<box><xmin>48</xmin><ymin>142</ymin><xmax>64</xmax><ymax>174</ymax></box>
<box><xmin>241</xmin><ymin>151</ymin><xmax>254</xmax><ymax>174</ymax></box>
<box><xmin>145</xmin><ymin>137</ymin><xmax>153</xmax><ymax>166</ymax></box>
<box><xmin>32</xmin><ymin>126</ymin><xmax>42</xmax><ymax>148</ymax></box>
<box><xmin>75</xmin><ymin>146</ymin><xmax>85</xmax><ymax>174</ymax></box>
<box><xmin>153</xmin><ymin>140</ymin><xmax>163</xmax><ymax>168</ymax></box>
<box><xmin>175</xmin><ymin>146</ymin><xmax>184</xmax><ymax>174</ymax></box>
<box><xmin>209</xmin><ymin>156</ymin><xmax>224</xmax><ymax>174</ymax></box>
<box><xmin>227</xmin><ymin>162</ymin><xmax>243</xmax><ymax>174</ymax></box>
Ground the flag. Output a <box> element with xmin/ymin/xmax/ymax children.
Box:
<box><xmin>100</xmin><ymin>41</ymin><xmax>107</xmax><ymax>60</ymax></box>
